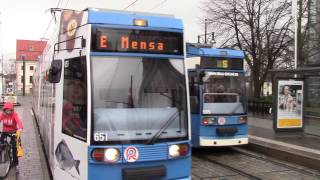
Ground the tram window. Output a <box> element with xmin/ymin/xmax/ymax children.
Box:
<box><xmin>62</xmin><ymin>56</ymin><xmax>87</xmax><ymax>141</ymax></box>
<box><xmin>189</xmin><ymin>83</ymin><xmax>199</xmax><ymax>113</ymax></box>
<box><xmin>190</xmin><ymin>96</ymin><xmax>199</xmax><ymax>114</ymax></box>
<box><xmin>29</xmin><ymin>76</ymin><xmax>33</xmax><ymax>84</ymax></box>
<box><xmin>188</xmin><ymin>72</ymin><xmax>200</xmax><ymax>113</ymax></box>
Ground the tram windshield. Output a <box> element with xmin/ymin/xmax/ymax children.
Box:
<box><xmin>202</xmin><ymin>72</ymin><xmax>247</xmax><ymax>115</ymax></box>
<box><xmin>91</xmin><ymin>56</ymin><xmax>188</xmax><ymax>144</ymax></box>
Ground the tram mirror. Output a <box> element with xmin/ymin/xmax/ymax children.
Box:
<box><xmin>48</xmin><ymin>60</ymin><xmax>62</xmax><ymax>83</ymax></box>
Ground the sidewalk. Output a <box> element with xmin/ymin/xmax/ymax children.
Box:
<box><xmin>248</xmin><ymin>116</ymin><xmax>320</xmax><ymax>171</ymax></box>
<box><xmin>14</xmin><ymin>96</ymin><xmax>50</xmax><ymax>180</ymax></box>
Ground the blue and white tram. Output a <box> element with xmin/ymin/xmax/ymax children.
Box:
<box><xmin>33</xmin><ymin>9</ymin><xmax>191</xmax><ymax>180</ymax></box>
<box><xmin>187</xmin><ymin>44</ymin><xmax>248</xmax><ymax>147</ymax></box>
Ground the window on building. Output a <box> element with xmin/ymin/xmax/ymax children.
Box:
<box><xmin>20</xmin><ymin>54</ymin><xmax>26</xmax><ymax>60</ymax></box>
<box><xmin>29</xmin><ymin>46</ymin><xmax>34</xmax><ymax>51</ymax></box>
<box><xmin>30</xmin><ymin>66</ymin><xmax>34</xmax><ymax>70</ymax></box>
<box><xmin>29</xmin><ymin>76</ymin><xmax>33</xmax><ymax>84</ymax></box>
<box><xmin>21</xmin><ymin>76</ymin><xmax>24</xmax><ymax>83</ymax></box>
<box><xmin>21</xmin><ymin>66</ymin><xmax>24</xmax><ymax>70</ymax></box>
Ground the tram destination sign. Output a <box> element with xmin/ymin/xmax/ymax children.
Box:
<box><xmin>91</xmin><ymin>27</ymin><xmax>184</xmax><ymax>55</ymax></box>
<box><xmin>200</xmin><ymin>57</ymin><xmax>244</xmax><ymax>70</ymax></box>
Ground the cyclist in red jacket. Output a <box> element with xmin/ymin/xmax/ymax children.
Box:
<box><xmin>0</xmin><ymin>102</ymin><xmax>23</xmax><ymax>165</ymax></box>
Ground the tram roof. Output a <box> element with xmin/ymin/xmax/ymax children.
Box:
<box><xmin>187</xmin><ymin>45</ymin><xmax>244</xmax><ymax>59</ymax></box>
<box><xmin>86</xmin><ymin>8</ymin><xmax>183</xmax><ymax>30</ymax></box>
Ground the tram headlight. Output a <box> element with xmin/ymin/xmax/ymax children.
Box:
<box><xmin>239</xmin><ymin>116</ymin><xmax>248</xmax><ymax>124</ymax></box>
<box><xmin>201</xmin><ymin>117</ymin><xmax>216</xmax><ymax>125</ymax></box>
<box><xmin>133</xmin><ymin>19</ymin><xmax>148</xmax><ymax>26</ymax></box>
<box><xmin>104</xmin><ymin>148</ymin><xmax>120</xmax><ymax>163</ymax></box>
<box><xmin>169</xmin><ymin>143</ymin><xmax>189</xmax><ymax>158</ymax></box>
<box><xmin>92</xmin><ymin>148</ymin><xmax>120</xmax><ymax>163</ymax></box>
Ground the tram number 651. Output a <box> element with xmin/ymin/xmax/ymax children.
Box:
<box><xmin>94</xmin><ymin>132</ymin><xmax>108</xmax><ymax>141</ymax></box>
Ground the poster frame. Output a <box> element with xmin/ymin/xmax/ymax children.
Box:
<box><xmin>274</xmin><ymin>78</ymin><xmax>304</xmax><ymax>132</ymax></box>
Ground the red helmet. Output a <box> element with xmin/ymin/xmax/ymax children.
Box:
<box><xmin>3</xmin><ymin>102</ymin><xmax>14</xmax><ymax>110</ymax></box>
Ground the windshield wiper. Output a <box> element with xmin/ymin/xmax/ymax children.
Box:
<box><xmin>127</xmin><ymin>76</ymin><xmax>134</xmax><ymax>108</ymax></box>
<box><xmin>146</xmin><ymin>111</ymin><xmax>179</xmax><ymax>145</ymax></box>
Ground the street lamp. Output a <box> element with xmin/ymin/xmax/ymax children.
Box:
<box><xmin>22</xmin><ymin>55</ymin><xmax>26</xmax><ymax>96</ymax></box>
<box><xmin>197</xmin><ymin>18</ymin><xmax>216</xmax><ymax>45</ymax></box>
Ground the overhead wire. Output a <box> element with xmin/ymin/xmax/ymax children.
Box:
<box><xmin>64</xmin><ymin>0</ymin><xmax>71</xmax><ymax>10</ymax></box>
<box><xmin>41</xmin><ymin>0</ymin><xmax>63</xmax><ymax>39</ymax></box>
<box><xmin>123</xmin><ymin>0</ymin><xmax>139</xmax><ymax>10</ymax></box>
<box><xmin>148</xmin><ymin>0</ymin><xmax>168</xmax><ymax>11</ymax></box>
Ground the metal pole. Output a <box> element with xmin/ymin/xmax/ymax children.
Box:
<box><xmin>204</xmin><ymin>19</ymin><xmax>207</xmax><ymax>44</ymax></box>
<box><xmin>22</xmin><ymin>56</ymin><xmax>25</xmax><ymax>96</ymax></box>
<box><xmin>293</xmin><ymin>0</ymin><xmax>298</xmax><ymax>70</ymax></box>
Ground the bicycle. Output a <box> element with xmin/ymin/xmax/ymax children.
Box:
<box><xmin>0</xmin><ymin>132</ymin><xmax>16</xmax><ymax>178</ymax></box>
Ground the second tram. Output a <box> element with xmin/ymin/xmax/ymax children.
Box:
<box><xmin>187</xmin><ymin>44</ymin><xmax>248</xmax><ymax>147</ymax></box>
<box><xmin>33</xmin><ymin>8</ymin><xmax>191</xmax><ymax>180</ymax></box>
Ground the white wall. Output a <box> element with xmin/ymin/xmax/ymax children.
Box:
<box><xmin>16</xmin><ymin>60</ymin><xmax>37</xmax><ymax>94</ymax></box>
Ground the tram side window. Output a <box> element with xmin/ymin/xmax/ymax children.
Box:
<box><xmin>62</xmin><ymin>56</ymin><xmax>87</xmax><ymax>141</ymax></box>
<box><xmin>189</xmin><ymin>73</ymin><xmax>199</xmax><ymax>114</ymax></box>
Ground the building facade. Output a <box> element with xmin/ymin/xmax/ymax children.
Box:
<box><xmin>16</xmin><ymin>40</ymin><xmax>46</xmax><ymax>94</ymax></box>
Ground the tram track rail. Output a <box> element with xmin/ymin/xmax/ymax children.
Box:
<box><xmin>193</xmin><ymin>146</ymin><xmax>320</xmax><ymax>180</ymax></box>
<box><xmin>194</xmin><ymin>153</ymin><xmax>264</xmax><ymax>180</ymax></box>
<box><xmin>232</xmin><ymin>147</ymin><xmax>320</xmax><ymax>178</ymax></box>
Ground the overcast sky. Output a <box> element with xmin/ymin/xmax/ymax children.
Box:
<box><xmin>0</xmin><ymin>0</ymin><xmax>206</xmax><ymax>59</ymax></box>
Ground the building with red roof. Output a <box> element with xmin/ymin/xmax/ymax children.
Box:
<box><xmin>16</xmin><ymin>40</ymin><xmax>47</xmax><ymax>94</ymax></box>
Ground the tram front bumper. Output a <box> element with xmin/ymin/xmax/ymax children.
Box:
<box><xmin>199</xmin><ymin>136</ymin><xmax>248</xmax><ymax>146</ymax></box>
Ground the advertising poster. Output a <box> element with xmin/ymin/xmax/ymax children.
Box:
<box><xmin>276</xmin><ymin>79</ymin><xmax>304</xmax><ymax>129</ymax></box>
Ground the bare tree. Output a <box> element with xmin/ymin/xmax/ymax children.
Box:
<box><xmin>203</xmin><ymin>0</ymin><xmax>294</xmax><ymax>98</ymax></box>
<box><xmin>297</xmin><ymin>0</ymin><xmax>320</xmax><ymax>66</ymax></box>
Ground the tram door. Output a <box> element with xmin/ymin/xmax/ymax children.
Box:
<box><xmin>54</xmin><ymin>56</ymin><xmax>88</xmax><ymax>180</ymax></box>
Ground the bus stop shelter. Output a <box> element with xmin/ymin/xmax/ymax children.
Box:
<box><xmin>269</xmin><ymin>67</ymin><xmax>320</xmax><ymax>136</ymax></box>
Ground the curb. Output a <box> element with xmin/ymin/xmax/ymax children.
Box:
<box><xmin>246</xmin><ymin>135</ymin><xmax>320</xmax><ymax>171</ymax></box>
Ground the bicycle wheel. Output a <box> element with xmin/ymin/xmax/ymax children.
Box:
<box><xmin>0</xmin><ymin>145</ymin><xmax>11</xmax><ymax>178</ymax></box>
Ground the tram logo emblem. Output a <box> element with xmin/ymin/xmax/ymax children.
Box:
<box><xmin>124</xmin><ymin>146</ymin><xmax>139</xmax><ymax>162</ymax></box>
<box><xmin>218</xmin><ymin>117</ymin><xmax>226</xmax><ymax>125</ymax></box>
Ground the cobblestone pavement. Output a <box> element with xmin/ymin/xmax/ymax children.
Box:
<box><xmin>5</xmin><ymin>96</ymin><xmax>50</xmax><ymax>180</ymax></box>
<box><xmin>192</xmin><ymin>147</ymin><xmax>320</xmax><ymax>180</ymax></box>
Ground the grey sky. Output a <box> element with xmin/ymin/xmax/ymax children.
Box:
<box><xmin>0</xmin><ymin>0</ymin><xmax>205</xmax><ymax>58</ymax></box>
